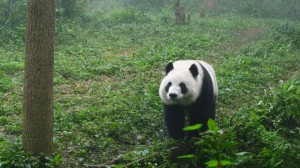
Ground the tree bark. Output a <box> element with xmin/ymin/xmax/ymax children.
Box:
<box><xmin>174</xmin><ymin>0</ymin><xmax>186</xmax><ymax>24</ymax></box>
<box><xmin>23</xmin><ymin>0</ymin><xmax>55</xmax><ymax>155</ymax></box>
<box><xmin>206</xmin><ymin>0</ymin><xmax>217</xmax><ymax>16</ymax></box>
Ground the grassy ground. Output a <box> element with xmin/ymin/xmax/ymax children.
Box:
<box><xmin>0</xmin><ymin>14</ymin><xmax>299</xmax><ymax>167</ymax></box>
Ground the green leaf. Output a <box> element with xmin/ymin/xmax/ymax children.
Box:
<box><xmin>183</xmin><ymin>124</ymin><xmax>202</xmax><ymax>131</ymax></box>
<box><xmin>207</xmin><ymin>118</ymin><xmax>217</xmax><ymax>131</ymax></box>
<box><xmin>177</xmin><ymin>154</ymin><xmax>195</xmax><ymax>159</ymax></box>
<box><xmin>197</xmin><ymin>140</ymin><xmax>209</xmax><ymax>145</ymax></box>
<box><xmin>221</xmin><ymin>160</ymin><xmax>234</xmax><ymax>166</ymax></box>
<box><xmin>115</xmin><ymin>164</ymin><xmax>122</xmax><ymax>168</ymax></box>
<box><xmin>25</xmin><ymin>164</ymin><xmax>31</xmax><ymax>168</ymax></box>
<box><xmin>205</xmin><ymin>160</ymin><xmax>218</xmax><ymax>167</ymax></box>
<box><xmin>219</xmin><ymin>141</ymin><xmax>238</xmax><ymax>149</ymax></box>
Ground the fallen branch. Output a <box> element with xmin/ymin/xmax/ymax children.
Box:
<box><xmin>122</xmin><ymin>152</ymin><xmax>160</xmax><ymax>167</ymax></box>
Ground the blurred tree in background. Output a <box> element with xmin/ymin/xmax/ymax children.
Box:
<box><xmin>0</xmin><ymin>0</ymin><xmax>298</xmax><ymax>29</ymax></box>
<box><xmin>0</xmin><ymin>0</ymin><xmax>299</xmax><ymax>47</ymax></box>
<box><xmin>217</xmin><ymin>0</ymin><xmax>299</xmax><ymax>19</ymax></box>
<box><xmin>0</xmin><ymin>0</ymin><xmax>26</xmax><ymax>28</ymax></box>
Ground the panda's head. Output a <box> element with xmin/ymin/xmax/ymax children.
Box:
<box><xmin>159</xmin><ymin>61</ymin><xmax>202</xmax><ymax>106</ymax></box>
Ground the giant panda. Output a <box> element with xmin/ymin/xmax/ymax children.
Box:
<box><xmin>159</xmin><ymin>60</ymin><xmax>218</xmax><ymax>139</ymax></box>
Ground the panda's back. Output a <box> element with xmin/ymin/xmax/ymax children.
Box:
<box><xmin>198</xmin><ymin>61</ymin><xmax>218</xmax><ymax>96</ymax></box>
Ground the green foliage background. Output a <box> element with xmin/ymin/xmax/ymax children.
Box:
<box><xmin>0</xmin><ymin>0</ymin><xmax>300</xmax><ymax>167</ymax></box>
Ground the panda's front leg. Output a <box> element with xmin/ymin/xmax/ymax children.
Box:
<box><xmin>187</xmin><ymin>102</ymin><xmax>211</xmax><ymax>138</ymax></box>
<box><xmin>163</xmin><ymin>104</ymin><xmax>185</xmax><ymax>140</ymax></box>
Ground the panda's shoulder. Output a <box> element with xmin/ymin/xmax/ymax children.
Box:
<box><xmin>197</xmin><ymin>61</ymin><xmax>215</xmax><ymax>75</ymax></box>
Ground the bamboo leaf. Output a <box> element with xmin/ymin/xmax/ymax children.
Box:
<box><xmin>205</xmin><ymin>160</ymin><xmax>218</xmax><ymax>167</ymax></box>
<box><xmin>183</xmin><ymin>124</ymin><xmax>202</xmax><ymax>131</ymax></box>
<box><xmin>207</xmin><ymin>118</ymin><xmax>217</xmax><ymax>131</ymax></box>
<box><xmin>221</xmin><ymin>160</ymin><xmax>234</xmax><ymax>166</ymax></box>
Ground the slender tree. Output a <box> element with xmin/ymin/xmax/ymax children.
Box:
<box><xmin>5</xmin><ymin>0</ymin><xmax>14</xmax><ymax>27</ymax></box>
<box><xmin>174</xmin><ymin>0</ymin><xmax>186</xmax><ymax>24</ymax></box>
<box><xmin>23</xmin><ymin>0</ymin><xmax>55</xmax><ymax>155</ymax></box>
<box><xmin>206</xmin><ymin>0</ymin><xmax>217</xmax><ymax>16</ymax></box>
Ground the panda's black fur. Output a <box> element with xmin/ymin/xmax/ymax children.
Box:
<box><xmin>159</xmin><ymin>60</ymin><xmax>217</xmax><ymax>139</ymax></box>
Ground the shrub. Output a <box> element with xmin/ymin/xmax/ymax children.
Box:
<box><xmin>180</xmin><ymin>120</ymin><xmax>244</xmax><ymax>168</ymax></box>
<box><xmin>261</xmin><ymin>80</ymin><xmax>300</xmax><ymax>142</ymax></box>
<box><xmin>233</xmin><ymin>80</ymin><xmax>300</xmax><ymax>167</ymax></box>
<box><xmin>273</xmin><ymin>22</ymin><xmax>300</xmax><ymax>49</ymax></box>
<box><xmin>108</xmin><ymin>7</ymin><xmax>151</xmax><ymax>23</ymax></box>
<box><xmin>0</xmin><ymin>139</ymin><xmax>63</xmax><ymax>168</ymax></box>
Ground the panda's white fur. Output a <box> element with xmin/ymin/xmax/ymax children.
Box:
<box><xmin>159</xmin><ymin>60</ymin><xmax>217</xmax><ymax>106</ymax></box>
<box><xmin>159</xmin><ymin>60</ymin><xmax>218</xmax><ymax>139</ymax></box>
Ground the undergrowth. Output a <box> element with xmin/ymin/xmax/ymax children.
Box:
<box><xmin>0</xmin><ymin>11</ymin><xmax>300</xmax><ymax>168</ymax></box>
<box><xmin>231</xmin><ymin>79</ymin><xmax>300</xmax><ymax>168</ymax></box>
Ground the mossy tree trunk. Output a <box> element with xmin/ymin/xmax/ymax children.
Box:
<box><xmin>174</xmin><ymin>0</ymin><xmax>186</xmax><ymax>24</ymax></box>
<box><xmin>23</xmin><ymin>0</ymin><xmax>55</xmax><ymax>155</ymax></box>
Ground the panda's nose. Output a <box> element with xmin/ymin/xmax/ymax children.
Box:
<box><xmin>169</xmin><ymin>93</ymin><xmax>177</xmax><ymax>99</ymax></box>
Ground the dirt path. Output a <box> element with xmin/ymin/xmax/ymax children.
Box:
<box><xmin>237</xmin><ymin>27</ymin><xmax>266</xmax><ymax>44</ymax></box>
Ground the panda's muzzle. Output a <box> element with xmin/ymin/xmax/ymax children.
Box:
<box><xmin>168</xmin><ymin>93</ymin><xmax>178</xmax><ymax>99</ymax></box>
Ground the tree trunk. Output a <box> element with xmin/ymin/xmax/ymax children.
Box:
<box><xmin>206</xmin><ymin>0</ymin><xmax>217</xmax><ymax>16</ymax></box>
<box><xmin>5</xmin><ymin>0</ymin><xmax>14</xmax><ymax>27</ymax></box>
<box><xmin>23</xmin><ymin>0</ymin><xmax>55</xmax><ymax>155</ymax></box>
<box><xmin>174</xmin><ymin>0</ymin><xmax>186</xmax><ymax>24</ymax></box>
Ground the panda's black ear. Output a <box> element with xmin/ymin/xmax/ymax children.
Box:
<box><xmin>165</xmin><ymin>62</ymin><xmax>174</xmax><ymax>75</ymax></box>
<box><xmin>189</xmin><ymin>64</ymin><xmax>198</xmax><ymax>78</ymax></box>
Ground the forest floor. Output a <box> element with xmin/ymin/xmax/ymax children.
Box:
<box><xmin>0</xmin><ymin>14</ymin><xmax>300</xmax><ymax>167</ymax></box>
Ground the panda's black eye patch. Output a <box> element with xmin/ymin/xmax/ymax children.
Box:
<box><xmin>180</xmin><ymin>82</ymin><xmax>188</xmax><ymax>94</ymax></box>
<box><xmin>165</xmin><ymin>82</ymin><xmax>172</xmax><ymax>92</ymax></box>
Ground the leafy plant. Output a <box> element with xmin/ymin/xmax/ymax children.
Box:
<box><xmin>261</xmin><ymin>80</ymin><xmax>300</xmax><ymax>138</ymax></box>
<box><xmin>230</xmin><ymin>79</ymin><xmax>300</xmax><ymax>168</ymax></box>
<box><xmin>180</xmin><ymin>119</ymin><xmax>247</xmax><ymax>168</ymax></box>
<box><xmin>0</xmin><ymin>139</ymin><xmax>62</xmax><ymax>168</ymax></box>
<box><xmin>0</xmin><ymin>77</ymin><xmax>14</xmax><ymax>92</ymax></box>
<box><xmin>108</xmin><ymin>7</ymin><xmax>151</xmax><ymax>23</ymax></box>
<box><xmin>1</xmin><ymin>6</ymin><xmax>300</xmax><ymax>167</ymax></box>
